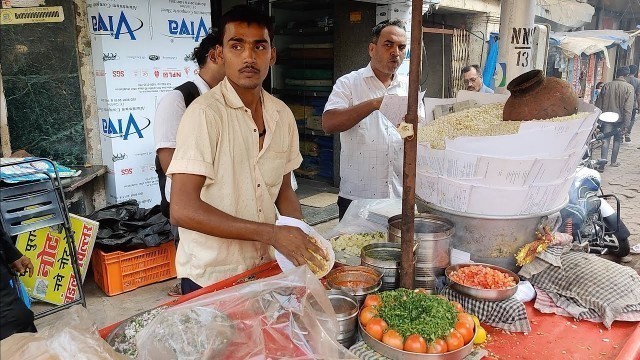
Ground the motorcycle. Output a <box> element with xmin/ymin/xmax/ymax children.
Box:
<box><xmin>560</xmin><ymin>112</ymin><xmax>631</xmax><ymax>258</ymax></box>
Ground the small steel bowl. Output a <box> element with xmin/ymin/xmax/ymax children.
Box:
<box><xmin>445</xmin><ymin>263</ymin><xmax>520</xmax><ymax>301</ymax></box>
<box><xmin>325</xmin><ymin>266</ymin><xmax>383</xmax><ymax>307</ymax></box>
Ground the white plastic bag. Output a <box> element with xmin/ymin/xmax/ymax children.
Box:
<box><xmin>326</xmin><ymin>199</ymin><xmax>403</xmax><ymax>239</ymax></box>
<box><xmin>0</xmin><ymin>306</ymin><xmax>128</xmax><ymax>360</ymax></box>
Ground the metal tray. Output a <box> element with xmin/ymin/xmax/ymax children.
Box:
<box><xmin>359</xmin><ymin>321</ymin><xmax>475</xmax><ymax>360</ymax></box>
<box><xmin>445</xmin><ymin>263</ymin><xmax>519</xmax><ymax>301</ymax></box>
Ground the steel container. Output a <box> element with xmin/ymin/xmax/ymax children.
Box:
<box><xmin>325</xmin><ymin>266</ymin><xmax>382</xmax><ymax>308</ymax></box>
<box><xmin>388</xmin><ymin>214</ymin><xmax>454</xmax><ymax>292</ymax></box>
<box><xmin>360</xmin><ymin>243</ymin><xmax>401</xmax><ymax>291</ymax></box>
<box><xmin>427</xmin><ymin>202</ymin><xmax>564</xmax><ymax>272</ymax></box>
<box><xmin>445</xmin><ymin>263</ymin><xmax>520</xmax><ymax>301</ymax></box>
<box><xmin>326</xmin><ymin>289</ymin><xmax>359</xmax><ymax>348</ymax></box>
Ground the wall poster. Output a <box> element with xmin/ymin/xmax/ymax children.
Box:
<box><xmin>86</xmin><ymin>0</ymin><xmax>211</xmax><ymax>206</ymax></box>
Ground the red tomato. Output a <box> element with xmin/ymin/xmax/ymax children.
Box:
<box><xmin>455</xmin><ymin>322</ymin><xmax>474</xmax><ymax>344</ymax></box>
<box><xmin>403</xmin><ymin>334</ymin><xmax>428</xmax><ymax>353</ymax></box>
<box><xmin>364</xmin><ymin>294</ymin><xmax>382</xmax><ymax>308</ymax></box>
<box><xmin>382</xmin><ymin>329</ymin><xmax>404</xmax><ymax>350</ymax></box>
<box><xmin>445</xmin><ymin>329</ymin><xmax>465</xmax><ymax>351</ymax></box>
<box><xmin>427</xmin><ymin>338</ymin><xmax>448</xmax><ymax>354</ymax></box>
<box><xmin>359</xmin><ymin>306</ymin><xmax>377</xmax><ymax>326</ymax></box>
<box><xmin>450</xmin><ymin>301</ymin><xmax>465</xmax><ymax>313</ymax></box>
<box><xmin>365</xmin><ymin>318</ymin><xmax>388</xmax><ymax>341</ymax></box>
<box><xmin>456</xmin><ymin>313</ymin><xmax>475</xmax><ymax>329</ymax></box>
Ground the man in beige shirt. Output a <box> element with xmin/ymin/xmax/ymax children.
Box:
<box><xmin>166</xmin><ymin>5</ymin><xmax>327</xmax><ymax>294</ymax></box>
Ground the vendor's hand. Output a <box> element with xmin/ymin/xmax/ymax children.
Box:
<box><xmin>11</xmin><ymin>256</ymin><xmax>34</xmax><ymax>277</ymax></box>
<box><xmin>372</xmin><ymin>96</ymin><xmax>384</xmax><ymax>110</ymax></box>
<box><xmin>270</xmin><ymin>225</ymin><xmax>329</xmax><ymax>270</ymax></box>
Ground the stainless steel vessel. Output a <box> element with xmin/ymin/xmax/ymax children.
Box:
<box><xmin>361</xmin><ymin>243</ymin><xmax>401</xmax><ymax>291</ymax></box>
<box><xmin>388</xmin><ymin>214</ymin><xmax>454</xmax><ymax>291</ymax></box>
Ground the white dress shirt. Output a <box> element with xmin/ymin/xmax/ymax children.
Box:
<box><xmin>324</xmin><ymin>63</ymin><xmax>406</xmax><ymax>200</ymax></box>
<box><xmin>153</xmin><ymin>75</ymin><xmax>210</xmax><ymax>201</ymax></box>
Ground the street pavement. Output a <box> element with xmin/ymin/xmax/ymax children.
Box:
<box><xmin>597</xmin><ymin>124</ymin><xmax>640</xmax><ymax>272</ymax></box>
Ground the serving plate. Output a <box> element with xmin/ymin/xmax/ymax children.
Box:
<box><xmin>359</xmin><ymin>321</ymin><xmax>475</xmax><ymax>360</ymax></box>
<box><xmin>445</xmin><ymin>263</ymin><xmax>519</xmax><ymax>301</ymax></box>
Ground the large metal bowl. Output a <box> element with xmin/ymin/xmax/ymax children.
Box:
<box><xmin>359</xmin><ymin>321</ymin><xmax>475</xmax><ymax>360</ymax></box>
<box><xmin>445</xmin><ymin>263</ymin><xmax>519</xmax><ymax>301</ymax></box>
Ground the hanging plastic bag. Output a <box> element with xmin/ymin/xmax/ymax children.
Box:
<box><xmin>326</xmin><ymin>198</ymin><xmax>404</xmax><ymax>239</ymax></box>
<box><xmin>136</xmin><ymin>266</ymin><xmax>358</xmax><ymax>360</ymax></box>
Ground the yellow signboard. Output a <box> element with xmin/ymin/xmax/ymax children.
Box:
<box><xmin>15</xmin><ymin>214</ymin><xmax>98</xmax><ymax>305</ymax></box>
<box><xmin>0</xmin><ymin>6</ymin><xmax>64</xmax><ymax>25</ymax></box>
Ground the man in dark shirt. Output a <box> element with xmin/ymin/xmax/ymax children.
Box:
<box><xmin>625</xmin><ymin>64</ymin><xmax>640</xmax><ymax>142</ymax></box>
<box><xmin>0</xmin><ymin>223</ymin><xmax>36</xmax><ymax>340</ymax></box>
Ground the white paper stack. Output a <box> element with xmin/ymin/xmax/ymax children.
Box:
<box><xmin>417</xmin><ymin>91</ymin><xmax>600</xmax><ymax>216</ymax></box>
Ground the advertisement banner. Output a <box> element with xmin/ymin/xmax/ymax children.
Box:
<box><xmin>15</xmin><ymin>214</ymin><xmax>99</xmax><ymax>305</ymax></box>
<box><xmin>86</xmin><ymin>0</ymin><xmax>211</xmax><ymax>206</ymax></box>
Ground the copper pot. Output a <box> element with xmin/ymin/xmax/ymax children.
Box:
<box><xmin>503</xmin><ymin>69</ymin><xmax>578</xmax><ymax>121</ymax></box>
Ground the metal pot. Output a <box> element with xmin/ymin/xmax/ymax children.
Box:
<box><xmin>360</xmin><ymin>243</ymin><xmax>401</xmax><ymax>291</ymax></box>
<box><xmin>388</xmin><ymin>214</ymin><xmax>454</xmax><ymax>291</ymax></box>
<box><xmin>326</xmin><ymin>289</ymin><xmax>359</xmax><ymax>349</ymax></box>
<box><xmin>427</xmin><ymin>202</ymin><xmax>563</xmax><ymax>272</ymax></box>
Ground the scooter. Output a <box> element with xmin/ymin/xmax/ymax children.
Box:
<box><xmin>560</xmin><ymin>112</ymin><xmax>631</xmax><ymax>258</ymax></box>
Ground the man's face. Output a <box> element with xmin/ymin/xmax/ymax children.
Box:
<box><xmin>463</xmin><ymin>68</ymin><xmax>483</xmax><ymax>92</ymax></box>
<box><xmin>217</xmin><ymin>22</ymin><xmax>275</xmax><ymax>90</ymax></box>
<box><xmin>369</xmin><ymin>25</ymin><xmax>407</xmax><ymax>76</ymax></box>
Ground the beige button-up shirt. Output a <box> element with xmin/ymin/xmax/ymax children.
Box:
<box><xmin>166</xmin><ymin>77</ymin><xmax>303</xmax><ymax>287</ymax></box>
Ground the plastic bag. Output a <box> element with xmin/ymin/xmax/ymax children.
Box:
<box><xmin>0</xmin><ymin>305</ymin><xmax>128</xmax><ymax>360</ymax></box>
<box><xmin>326</xmin><ymin>199</ymin><xmax>403</xmax><ymax>239</ymax></box>
<box><xmin>136</xmin><ymin>266</ymin><xmax>357</xmax><ymax>360</ymax></box>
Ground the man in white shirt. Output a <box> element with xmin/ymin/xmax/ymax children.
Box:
<box><xmin>167</xmin><ymin>6</ymin><xmax>327</xmax><ymax>294</ymax></box>
<box><xmin>153</xmin><ymin>31</ymin><xmax>224</xmax><ymax>296</ymax></box>
<box><xmin>322</xmin><ymin>19</ymin><xmax>408</xmax><ymax>219</ymax></box>
<box><xmin>462</xmin><ymin>65</ymin><xmax>494</xmax><ymax>94</ymax></box>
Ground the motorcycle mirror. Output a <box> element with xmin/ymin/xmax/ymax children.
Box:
<box><xmin>598</xmin><ymin>112</ymin><xmax>620</xmax><ymax>123</ymax></box>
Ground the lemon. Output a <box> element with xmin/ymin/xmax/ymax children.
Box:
<box><xmin>474</xmin><ymin>325</ymin><xmax>487</xmax><ymax>344</ymax></box>
<box><xmin>472</xmin><ymin>315</ymin><xmax>481</xmax><ymax>327</ymax></box>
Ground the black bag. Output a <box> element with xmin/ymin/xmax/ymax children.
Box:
<box><xmin>156</xmin><ymin>81</ymin><xmax>201</xmax><ymax>219</ymax></box>
<box><xmin>88</xmin><ymin>200</ymin><xmax>172</xmax><ymax>251</ymax></box>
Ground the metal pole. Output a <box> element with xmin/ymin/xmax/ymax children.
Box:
<box><xmin>400</xmin><ymin>0</ymin><xmax>423</xmax><ymax>289</ymax></box>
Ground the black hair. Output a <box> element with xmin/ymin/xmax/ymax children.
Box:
<box><xmin>462</xmin><ymin>65</ymin><xmax>482</xmax><ymax>77</ymax></box>
<box><xmin>616</xmin><ymin>66</ymin><xmax>630</xmax><ymax>78</ymax></box>
<box><xmin>371</xmin><ymin>19</ymin><xmax>406</xmax><ymax>44</ymax></box>
<box><xmin>629</xmin><ymin>64</ymin><xmax>638</xmax><ymax>76</ymax></box>
<box><xmin>189</xmin><ymin>29</ymin><xmax>220</xmax><ymax>68</ymax></box>
<box><xmin>595</xmin><ymin>81</ymin><xmax>604</xmax><ymax>89</ymax></box>
<box><xmin>219</xmin><ymin>5</ymin><xmax>274</xmax><ymax>44</ymax></box>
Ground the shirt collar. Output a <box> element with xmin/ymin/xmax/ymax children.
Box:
<box><xmin>220</xmin><ymin>77</ymin><xmax>278</xmax><ymax>118</ymax></box>
<box><xmin>363</xmin><ymin>62</ymin><xmax>401</xmax><ymax>87</ymax></box>
<box><xmin>193</xmin><ymin>74</ymin><xmax>211</xmax><ymax>94</ymax></box>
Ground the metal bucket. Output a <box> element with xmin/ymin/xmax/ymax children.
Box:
<box><xmin>388</xmin><ymin>214</ymin><xmax>454</xmax><ymax>291</ymax></box>
<box><xmin>360</xmin><ymin>243</ymin><xmax>401</xmax><ymax>291</ymax></box>
<box><xmin>326</xmin><ymin>289</ymin><xmax>359</xmax><ymax>349</ymax></box>
<box><xmin>427</xmin><ymin>203</ymin><xmax>563</xmax><ymax>272</ymax></box>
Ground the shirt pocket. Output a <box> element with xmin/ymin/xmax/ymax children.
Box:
<box><xmin>259</xmin><ymin>150</ymin><xmax>287</xmax><ymax>188</ymax></box>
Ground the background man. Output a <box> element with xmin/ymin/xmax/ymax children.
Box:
<box><xmin>624</xmin><ymin>64</ymin><xmax>640</xmax><ymax>143</ymax></box>
<box><xmin>322</xmin><ymin>19</ymin><xmax>408</xmax><ymax>220</ymax></box>
<box><xmin>594</xmin><ymin>66</ymin><xmax>634</xmax><ymax>169</ymax></box>
<box><xmin>153</xmin><ymin>30</ymin><xmax>225</xmax><ymax>296</ymax></box>
<box><xmin>462</xmin><ymin>65</ymin><xmax>494</xmax><ymax>93</ymax></box>
<box><xmin>167</xmin><ymin>6</ymin><xmax>327</xmax><ymax>294</ymax></box>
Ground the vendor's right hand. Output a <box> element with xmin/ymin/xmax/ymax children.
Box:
<box><xmin>270</xmin><ymin>225</ymin><xmax>329</xmax><ymax>270</ymax></box>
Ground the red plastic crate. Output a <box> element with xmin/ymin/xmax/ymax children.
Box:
<box><xmin>91</xmin><ymin>242</ymin><xmax>177</xmax><ymax>296</ymax></box>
